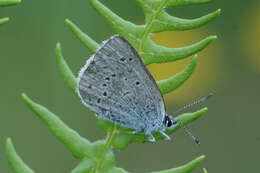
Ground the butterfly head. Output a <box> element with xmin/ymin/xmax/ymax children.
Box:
<box><xmin>163</xmin><ymin>115</ymin><xmax>178</xmax><ymax>129</ymax></box>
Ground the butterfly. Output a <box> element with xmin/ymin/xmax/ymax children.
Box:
<box><xmin>77</xmin><ymin>35</ymin><xmax>179</xmax><ymax>142</ymax></box>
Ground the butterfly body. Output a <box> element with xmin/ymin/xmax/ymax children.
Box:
<box><xmin>77</xmin><ymin>35</ymin><xmax>178</xmax><ymax>141</ymax></box>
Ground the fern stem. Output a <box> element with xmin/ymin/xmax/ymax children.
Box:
<box><xmin>138</xmin><ymin>0</ymin><xmax>169</xmax><ymax>52</ymax></box>
<box><xmin>93</xmin><ymin>124</ymin><xmax>117</xmax><ymax>173</ymax></box>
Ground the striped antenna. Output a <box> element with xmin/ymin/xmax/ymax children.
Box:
<box><xmin>173</xmin><ymin>93</ymin><xmax>213</xmax><ymax>145</ymax></box>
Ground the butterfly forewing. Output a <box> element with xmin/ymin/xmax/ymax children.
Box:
<box><xmin>77</xmin><ymin>35</ymin><xmax>166</xmax><ymax>131</ymax></box>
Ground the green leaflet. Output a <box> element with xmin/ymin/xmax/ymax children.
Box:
<box><xmin>0</xmin><ymin>0</ymin><xmax>21</xmax><ymax>25</ymax></box>
<box><xmin>5</xmin><ymin>138</ymin><xmax>35</xmax><ymax>173</ymax></box>
<box><xmin>56</xmin><ymin>43</ymin><xmax>77</xmax><ymax>93</ymax></box>
<box><xmin>21</xmin><ymin>93</ymin><xmax>97</xmax><ymax>160</ymax></box>
<box><xmin>0</xmin><ymin>17</ymin><xmax>10</xmax><ymax>25</ymax></box>
<box><xmin>0</xmin><ymin>0</ymin><xmax>20</xmax><ymax>6</ymax></box>
<box><xmin>203</xmin><ymin>168</ymin><xmax>209</xmax><ymax>173</ymax></box>
<box><xmin>152</xmin><ymin>155</ymin><xmax>205</xmax><ymax>173</ymax></box>
<box><xmin>158</xmin><ymin>55</ymin><xmax>199</xmax><ymax>94</ymax></box>
<box><xmin>6</xmin><ymin>0</ymin><xmax>220</xmax><ymax>172</ymax></box>
<box><xmin>65</xmin><ymin>19</ymin><xmax>99</xmax><ymax>53</ymax></box>
<box><xmin>149</xmin><ymin>9</ymin><xmax>221</xmax><ymax>32</ymax></box>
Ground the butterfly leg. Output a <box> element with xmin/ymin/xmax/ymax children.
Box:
<box><xmin>145</xmin><ymin>132</ymin><xmax>156</xmax><ymax>142</ymax></box>
<box><xmin>147</xmin><ymin>133</ymin><xmax>156</xmax><ymax>142</ymax></box>
<box><xmin>159</xmin><ymin>131</ymin><xmax>171</xmax><ymax>140</ymax></box>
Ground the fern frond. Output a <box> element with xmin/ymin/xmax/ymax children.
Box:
<box><xmin>6</xmin><ymin>0</ymin><xmax>220</xmax><ymax>172</ymax></box>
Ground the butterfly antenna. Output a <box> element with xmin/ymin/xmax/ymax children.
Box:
<box><xmin>173</xmin><ymin>93</ymin><xmax>213</xmax><ymax>115</ymax></box>
<box><xmin>173</xmin><ymin>93</ymin><xmax>213</xmax><ymax>145</ymax></box>
<box><xmin>183</xmin><ymin>125</ymin><xmax>200</xmax><ymax>145</ymax></box>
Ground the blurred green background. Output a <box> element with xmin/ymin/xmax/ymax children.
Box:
<box><xmin>1</xmin><ymin>0</ymin><xmax>260</xmax><ymax>172</ymax></box>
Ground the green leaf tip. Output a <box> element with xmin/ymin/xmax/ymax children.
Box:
<box><xmin>65</xmin><ymin>19</ymin><xmax>99</xmax><ymax>53</ymax></box>
<box><xmin>0</xmin><ymin>17</ymin><xmax>10</xmax><ymax>25</ymax></box>
<box><xmin>153</xmin><ymin>155</ymin><xmax>206</xmax><ymax>173</ymax></box>
<box><xmin>158</xmin><ymin>54</ymin><xmax>198</xmax><ymax>94</ymax></box>
<box><xmin>203</xmin><ymin>168</ymin><xmax>208</xmax><ymax>173</ymax></box>
<box><xmin>5</xmin><ymin>138</ymin><xmax>35</xmax><ymax>173</ymax></box>
<box><xmin>55</xmin><ymin>42</ymin><xmax>77</xmax><ymax>92</ymax></box>
<box><xmin>0</xmin><ymin>0</ymin><xmax>21</xmax><ymax>6</ymax></box>
<box><xmin>21</xmin><ymin>93</ymin><xmax>96</xmax><ymax>159</ymax></box>
<box><xmin>210</xmin><ymin>35</ymin><xmax>218</xmax><ymax>40</ymax></box>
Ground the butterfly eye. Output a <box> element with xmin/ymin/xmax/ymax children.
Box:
<box><xmin>164</xmin><ymin>116</ymin><xmax>173</xmax><ymax>127</ymax></box>
<box><xmin>166</xmin><ymin>119</ymin><xmax>173</xmax><ymax>127</ymax></box>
